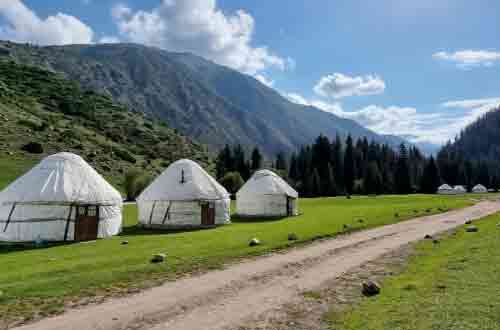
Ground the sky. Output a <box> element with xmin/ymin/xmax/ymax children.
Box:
<box><xmin>1</xmin><ymin>0</ymin><xmax>500</xmax><ymax>146</ymax></box>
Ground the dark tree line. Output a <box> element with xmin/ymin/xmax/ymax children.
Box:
<box><xmin>216</xmin><ymin>127</ymin><xmax>500</xmax><ymax>197</ymax></box>
<box><xmin>435</xmin><ymin>107</ymin><xmax>500</xmax><ymax>192</ymax></box>
<box><xmin>286</xmin><ymin>135</ymin><xmax>431</xmax><ymax>197</ymax></box>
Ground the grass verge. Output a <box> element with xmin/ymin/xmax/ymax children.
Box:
<box><xmin>328</xmin><ymin>213</ymin><xmax>500</xmax><ymax>330</ymax></box>
<box><xmin>0</xmin><ymin>195</ymin><xmax>474</xmax><ymax>325</ymax></box>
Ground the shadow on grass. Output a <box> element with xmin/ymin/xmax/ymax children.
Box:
<box><xmin>0</xmin><ymin>241</ymin><xmax>78</xmax><ymax>254</ymax></box>
<box><xmin>120</xmin><ymin>224</ymin><xmax>218</xmax><ymax>237</ymax></box>
<box><xmin>230</xmin><ymin>214</ymin><xmax>289</xmax><ymax>223</ymax></box>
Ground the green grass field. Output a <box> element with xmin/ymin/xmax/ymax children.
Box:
<box><xmin>0</xmin><ymin>195</ymin><xmax>474</xmax><ymax>323</ymax></box>
<box><xmin>329</xmin><ymin>213</ymin><xmax>500</xmax><ymax>330</ymax></box>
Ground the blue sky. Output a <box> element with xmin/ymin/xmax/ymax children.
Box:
<box><xmin>2</xmin><ymin>0</ymin><xmax>500</xmax><ymax>145</ymax></box>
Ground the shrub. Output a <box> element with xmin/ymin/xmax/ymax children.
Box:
<box><xmin>21</xmin><ymin>142</ymin><xmax>43</xmax><ymax>154</ymax></box>
<box><xmin>123</xmin><ymin>170</ymin><xmax>152</xmax><ymax>201</ymax></box>
<box><xmin>113</xmin><ymin>148</ymin><xmax>136</xmax><ymax>163</ymax></box>
<box><xmin>219</xmin><ymin>172</ymin><xmax>244</xmax><ymax>196</ymax></box>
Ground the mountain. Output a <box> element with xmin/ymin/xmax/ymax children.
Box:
<box><xmin>436</xmin><ymin>106</ymin><xmax>500</xmax><ymax>188</ymax></box>
<box><xmin>0</xmin><ymin>58</ymin><xmax>212</xmax><ymax>190</ymax></box>
<box><xmin>439</xmin><ymin>106</ymin><xmax>500</xmax><ymax>162</ymax></box>
<box><xmin>0</xmin><ymin>41</ymin><xmax>405</xmax><ymax>156</ymax></box>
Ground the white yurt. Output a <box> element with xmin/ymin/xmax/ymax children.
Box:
<box><xmin>437</xmin><ymin>184</ymin><xmax>455</xmax><ymax>195</ymax></box>
<box><xmin>236</xmin><ymin>169</ymin><xmax>299</xmax><ymax>217</ymax></box>
<box><xmin>454</xmin><ymin>185</ymin><xmax>467</xmax><ymax>194</ymax></box>
<box><xmin>137</xmin><ymin>159</ymin><xmax>230</xmax><ymax>228</ymax></box>
<box><xmin>472</xmin><ymin>184</ymin><xmax>487</xmax><ymax>193</ymax></box>
<box><xmin>0</xmin><ymin>153</ymin><xmax>123</xmax><ymax>242</ymax></box>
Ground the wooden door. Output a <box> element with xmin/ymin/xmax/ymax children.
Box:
<box><xmin>75</xmin><ymin>205</ymin><xmax>99</xmax><ymax>241</ymax></box>
<box><xmin>201</xmin><ymin>202</ymin><xmax>215</xmax><ymax>226</ymax></box>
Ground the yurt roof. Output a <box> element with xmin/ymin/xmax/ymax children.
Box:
<box><xmin>438</xmin><ymin>184</ymin><xmax>453</xmax><ymax>190</ymax></box>
<box><xmin>472</xmin><ymin>184</ymin><xmax>487</xmax><ymax>190</ymax></box>
<box><xmin>138</xmin><ymin>159</ymin><xmax>229</xmax><ymax>202</ymax></box>
<box><xmin>237</xmin><ymin>169</ymin><xmax>298</xmax><ymax>198</ymax></box>
<box><xmin>454</xmin><ymin>185</ymin><xmax>466</xmax><ymax>191</ymax></box>
<box><xmin>0</xmin><ymin>152</ymin><xmax>122</xmax><ymax>205</ymax></box>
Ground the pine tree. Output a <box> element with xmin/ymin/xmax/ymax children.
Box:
<box><xmin>324</xmin><ymin>163</ymin><xmax>337</xmax><ymax>196</ymax></box>
<box><xmin>364</xmin><ymin>161</ymin><xmax>382</xmax><ymax>195</ymax></box>
<box><xmin>250</xmin><ymin>147</ymin><xmax>263</xmax><ymax>171</ymax></box>
<box><xmin>275</xmin><ymin>152</ymin><xmax>288</xmax><ymax>171</ymax></box>
<box><xmin>420</xmin><ymin>156</ymin><xmax>440</xmax><ymax>194</ymax></box>
<box><xmin>289</xmin><ymin>153</ymin><xmax>299</xmax><ymax>182</ymax></box>
<box><xmin>344</xmin><ymin>135</ymin><xmax>355</xmax><ymax>195</ymax></box>
<box><xmin>332</xmin><ymin>134</ymin><xmax>344</xmax><ymax>192</ymax></box>
<box><xmin>311</xmin><ymin>168</ymin><xmax>322</xmax><ymax>197</ymax></box>
<box><xmin>395</xmin><ymin>143</ymin><xmax>412</xmax><ymax>194</ymax></box>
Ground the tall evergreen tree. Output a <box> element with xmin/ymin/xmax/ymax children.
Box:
<box><xmin>324</xmin><ymin>163</ymin><xmax>337</xmax><ymax>196</ymax></box>
<box><xmin>343</xmin><ymin>135</ymin><xmax>355</xmax><ymax>195</ymax></box>
<box><xmin>332</xmin><ymin>134</ymin><xmax>344</xmax><ymax>192</ymax></box>
<box><xmin>311</xmin><ymin>168</ymin><xmax>322</xmax><ymax>197</ymax></box>
<box><xmin>395</xmin><ymin>143</ymin><xmax>412</xmax><ymax>194</ymax></box>
<box><xmin>250</xmin><ymin>147</ymin><xmax>263</xmax><ymax>171</ymax></box>
<box><xmin>364</xmin><ymin>161</ymin><xmax>382</xmax><ymax>195</ymax></box>
<box><xmin>275</xmin><ymin>152</ymin><xmax>288</xmax><ymax>171</ymax></box>
<box><xmin>420</xmin><ymin>156</ymin><xmax>440</xmax><ymax>194</ymax></box>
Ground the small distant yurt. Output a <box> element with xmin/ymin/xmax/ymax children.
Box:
<box><xmin>0</xmin><ymin>153</ymin><xmax>123</xmax><ymax>242</ymax></box>
<box><xmin>454</xmin><ymin>185</ymin><xmax>467</xmax><ymax>194</ymax></box>
<box><xmin>437</xmin><ymin>184</ymin><xmax>455</xmax><ymax>195</ymax></box>
<box><xmin>137</xmin><ymin>159</ymin><xmax>230</xmax><ymax>228</ymax></box>
<box><xmin>472</xmin><ymin>184</ymin><xmax>487</xmax><ymax>193</ymax></box>
<box><xmin>236</xmin><ymin>169</ymin><xmax>299</xmax><ymax>217</ymax></box>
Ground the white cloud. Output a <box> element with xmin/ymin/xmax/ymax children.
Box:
<box><xmin>0</xmin><ymin>0</ymin><xmax>94</xmax><ymax>45</ymax></box>
<box><xmin>99</xmin><ymin>36</ymin><xmax>120</xmax><ymax>44</ymax></box>
<box><xmin>111</xmin><ymin>0</ymin><xmax>289</xmax><ymax>75</ymax></box>
<box><xmin>433</xmin><ymin>50</ymin><xmax>500</xmax><ymax>68</ymax></box>
<box><xmin>254</xmin><ymin>74</ymin><xmax>274</xmax><ymax>87</ymax></box>
<box><xmin>313</xmin><ymin>73</ymin><xmax>386</xmax><ymax>99</ymax></box>
<box><xmin>285</xmin><ymin>93</ymin><xmax>500</xmax><ymax>145</ymax></box>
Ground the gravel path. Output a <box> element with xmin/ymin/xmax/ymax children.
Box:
<box><xmin>13</xmin><ymin>201</ymin><xmax>500</xmax><ymax>330</ymax></box>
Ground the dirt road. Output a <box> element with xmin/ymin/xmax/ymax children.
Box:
<box><xmin>13</xmin><ymin>201</ymin><xmax>500</xmax><ymax>330</ymax></box>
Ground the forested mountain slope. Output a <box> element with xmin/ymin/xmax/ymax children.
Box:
<box><xmin>0</xmin><ymin>59</ymin><xmax>211</xmax><ymax>189</ymax></box>
<box><xmin>0</xmin><ymin>41</ymin><xmax>404</xmax><ymax>156</ymax></box>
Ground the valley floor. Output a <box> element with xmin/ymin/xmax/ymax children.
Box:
<box><xmin>6</xmin><ymin>199</ymin><xmax>500</xmax><ymax>330</ymax></box>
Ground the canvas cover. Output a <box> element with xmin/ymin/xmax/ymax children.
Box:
<box><xmin>437</xmin><ymin>184</ymin><xmax>455</xmax><ymax>194</ymax></box>
<box><xmin>0</xmin><ymin>153</ymin><xmax>123</xmax><ymax>242</ymax></box>
<box><xmin>472</xmin><ymin>184</ymin><xmax>487</xmax><ymax>193</ymax></box>
<box><xmin>236</xmin><ymin>169</ymin><xmax>299</xmax><ymax>217</ymax></box>
<box><xmin>137</xmin><ymin>159</ymin><xmax>230</xmax><ymax>227</ymax></box>
<box><xmin>454</xmin><ymin>185</ymin><xmax>467</xmax><ymax>193</ymax></box>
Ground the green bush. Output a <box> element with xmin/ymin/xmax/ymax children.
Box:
<box><xmin>113</xmin><ymin>148</ymin><xmax>136</xmax><ymax>163</ymax></box>
<box><xmin>21</xmin><ymin>142</ymin><xmax>43</xmax><ymax>154</ymax></box>
<box><xmin>219</xmin><ymin>171</ymin><xmax>244</xmax><ymax>196</ymax></box>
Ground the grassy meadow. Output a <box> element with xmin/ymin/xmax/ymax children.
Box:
<box><xmin>0</xmin><ymin>195</ymin><xmax>475</xmax><ymax>323</ymax></box>
<box><xmin>329</xmin><ymin>213</ymin><xmax>500</xmax><ymax>330</ymax></box>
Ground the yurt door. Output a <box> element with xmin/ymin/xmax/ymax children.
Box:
<box><xmin>75</xmin><ymin>205</ymin><xmax>99</xmax><ymax>241</ymax></box>
<box><xmin>201</xmin><ymin>202</ymin><xmax>215</xmax><ymax>226</ymax></box>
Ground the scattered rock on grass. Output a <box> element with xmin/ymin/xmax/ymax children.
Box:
<box><xmin>465</xmin><ymin>220</ymin><xmax>472</xmax><ymax>225</ymax></box>
<box><xmin>394</xmin><ymin>213</ymin><xmax>399</xmax><ymax>218</ymax></box>
<box><xmin>151</xmin><ymin>253</ymin><xmax>167</xmax><ymax>263</ymax></box>
<box><xmin>362</xmin><ymin>281</ymin><xmax>381</xmax><ymax>296</ymax></box>
<box><xmin>433</xmin><ymin>239</ymin><xmax>440</xmax><ymax>244</ymax></box>
<box><xmin>249</xmin><ymin>238</ymin><xmax>261</xmax><ymax>247</ymax></box>
<box><xmin>121</xmin><ymin>241</ymin><xmax>129</xmax><ymax>245</ymax></box>
<box><xmin>466</xmin><ymin>225</ymin><xmax>478</xmax><ymax>233</ymax></box>
<box><xmin>288</xmin><ymin>233</ymin><xmax>298</xmax><ymax>241</ymax></box>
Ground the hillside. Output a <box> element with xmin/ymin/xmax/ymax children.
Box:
<box><xmin>0</xmin><ymin>41</ymin><xmax>404</xmax><ymax>156</ymax></box>
<box><xmin>437</xmin><ymin>106</ymin><xmax>500</xmax><ymax>188</ymax></box>
<box><xmin>439</xmin><ymin>106</ymin><xmax>500</xmax><ymax>161</ymax></box>
<box><xmin>0</xmin><ymin>59</ymin><xmax>212</xmax><ymax>190</ymax></box>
